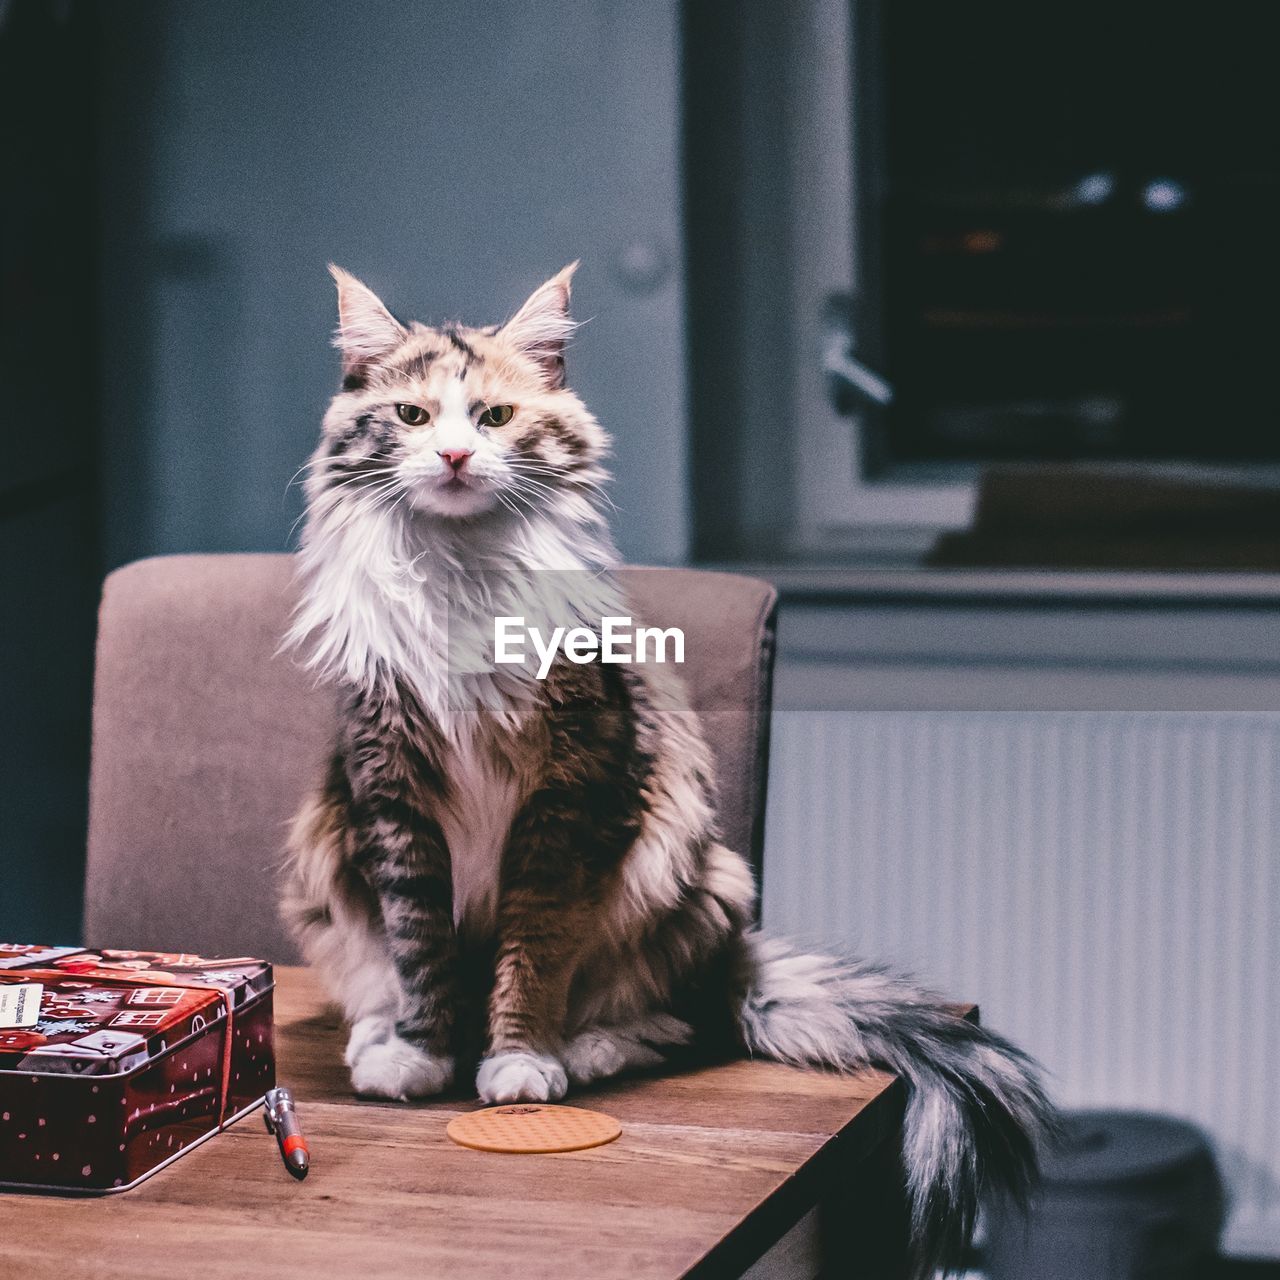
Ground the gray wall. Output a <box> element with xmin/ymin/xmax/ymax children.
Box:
<box><xmin>97</xmin><ymin>0</ymin><xmax>689</xmax><ymax>570</ymax></box>
<box><xmin>0</xmin><ymin>496</ymin><xmax>97</xmax><ymax>942</ymax></box>
<box><xmin>1</xmin><ymin>0</ymin><xmax>690</xmax><ymax>944</ymax></box>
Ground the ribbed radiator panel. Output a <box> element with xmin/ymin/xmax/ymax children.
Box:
<box><xmin>761</xmin><ymin>711</ymin><xmax>1279</xmax><ymax>1258</ymax></box>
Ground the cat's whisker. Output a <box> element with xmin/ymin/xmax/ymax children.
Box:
<box><xmin>287</xmin><ymin>453</ymin><xmax>350</xmax><ymax>484</ymax></box>
<box><xmin>297</xmin><ymin>449</ymin><xmax>394</xmax><ymax>473</ymax></box>
<box><xmin>508</xmin><ymin>462</ymin><xmax>616</xmax><ymax>509</ymax></box>
<box><xmin>287</xmin><ymin>497</ymin><xmax>323</xmax><ymax>538</ymax></box>
<box><xmin>315</xmin><ymin>476</ymin><xmax>403</xmax><ymax>505</ymax></box>
<box><xmin>316</xmin><ymin>467</ymin><xmax>400</xmax><ymax>491</ymax></box>
<box><xmin>504</xmin><ymin>483</ymin><xmax>566</xmax><ymax>521</ymax></box>
<box><xmin>502</xmin><ymin>477</ymin><xmax>559</xmax><ymax>504</ymax></box>
<box><xmin>516</xmin><ymin>466</ymin><xmax>612</xmax><ymax>499</ymax></box>
<box><xmin>299</xmin><ymin>452</ymin><xmax>396</xmax><ymax>476</ymax></box>
<box><xmin>507</xmin><ymin>473</ymin><xmax>561</xmax><ymax>488</ymax></box>
<box><xmin>496</xmin><ymin>483</ymin><xmax>538</xmax><ymax>515</ymax></box>
<box><xmin>497</xmin><ymin>486</ymin><xmax>544</xmax><ymax>532</ymax></box>
<box><xmin>507</xmin><ymin>463</ymin><xmax>608</xmax><ymax>494</ymax></box>
<box><xmin>310</xmin><ymin>486</ymin><xmax>407</xmax><ymax>539</ymax></box>
<box><xmin>492</xmin><ymin>490</ymin><xmax>522</xmax><ymax>521</ymax></box>
<box><xmin>492</xmin><ymin>490</ymin><xmax>540</xmax><ymax>539</ymax></box>
<box><xmin>381</xmin><ymin>485</ymin><xmax>414</xmax><ymax>522</ymax></box>
<box><xmin>288</xmin><ymin>458</ymin><xmax>365</xmax><ymax>495</ymax></box>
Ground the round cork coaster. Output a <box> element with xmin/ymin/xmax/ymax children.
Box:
<box><xmin>446</xmin><ymin>1104</ymin><xmax>622</xmax><ymax>1154</ymax></box>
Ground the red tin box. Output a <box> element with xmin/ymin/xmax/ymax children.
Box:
<box><xmin>0</xmin><ymin>945</ymin><xmax>275</xmax><ymax>1193</ymax></box>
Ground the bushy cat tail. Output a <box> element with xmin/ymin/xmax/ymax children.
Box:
<box><xmin>734</xmin><ymin>930</ymin><xmax>1054</xmax><ymax>1279</ymax></box>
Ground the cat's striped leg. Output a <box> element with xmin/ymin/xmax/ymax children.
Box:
<box><xmin>477</xmin><ymin>780</ymin><xmax>636</xmax><ymax>1104</ymax></box>
<box><xmin>348</xmin><ymin>798</ymin><xmax>458</xmax><ymax>1100</ymax></box>
<box><xmin>284</xmin><ymin>767</ymin><xmax>454</xmax><ymax>1100</ymax></box>
<box><xmin>476</xmin><ymin>873</ymin><xmax>586</xmax><ymax>1104</ymax></box>
<box><xmin>477</xmin><ymin>659</ymin><xmax>655</xmax><ymax>1104</ymax></box>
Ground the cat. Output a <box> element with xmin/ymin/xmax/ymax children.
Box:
<box><xmin>281</xmin><ymin>263</ymin><xmax>1053</xmax><ymax>1277</ymax></box>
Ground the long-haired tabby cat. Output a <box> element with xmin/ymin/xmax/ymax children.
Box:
<box><xmin>282</xmin><ymin>264</ymin><xmax>1052</xmax><ymax>1277</ymax></box>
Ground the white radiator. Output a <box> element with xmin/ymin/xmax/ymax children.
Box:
<box><xmin>761</xmin><ymin>710</ymin><xmax>1280</xmax><ymax>1259</ymax></box>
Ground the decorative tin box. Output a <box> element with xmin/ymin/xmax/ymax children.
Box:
<box><xmin>0</xmin><ymin>945</ymin><xmax>274</xmax><ymax>1192</ymax></box>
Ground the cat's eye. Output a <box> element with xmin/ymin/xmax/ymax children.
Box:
<box><xmin>479</xmin><ymin>404</ymin><xmax>515</xmax><ymax>428</ymax></box>
<box><xmin>395</xmin><ymin>403</ymin><xmax>430</xmax><ymax>426</ymax></box>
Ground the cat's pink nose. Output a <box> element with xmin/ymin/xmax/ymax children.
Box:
<box><xmin>438</xmin><ymin>449</ymin><xmax>473</xmax><ymax>472</ymax></box>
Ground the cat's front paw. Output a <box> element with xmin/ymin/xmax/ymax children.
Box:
<box><xmin>475</xmin><ymin>1050</ymin><xmax>568</xmax><ymax>1104</ymax></box>
<box><xmin>349</xmin><ymin>1034</ymin><xmax>453</xmax><ymax>1101</ymax></box>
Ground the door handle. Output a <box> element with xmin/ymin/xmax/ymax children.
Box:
<box><xmin>823</xmin><ymin>292</ymin><xmax>893</xmax><ymax>411</ymax></box>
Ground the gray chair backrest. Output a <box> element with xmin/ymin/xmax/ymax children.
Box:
<box><xmin>84</xmin><ymin>554</ymin><xmax>777</xmax><ymax>960</ymax></box>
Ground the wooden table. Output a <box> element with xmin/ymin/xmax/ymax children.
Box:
<box><xmin>0</xmin><ymin>966</ymin><xmax>912</xmax><ymax>1279</ymax></box>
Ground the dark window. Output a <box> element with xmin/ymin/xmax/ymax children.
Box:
<box><xmin>863</xmin><ymin>1</ymin><xmax>1280</xmax><ymax>467</ymax></box>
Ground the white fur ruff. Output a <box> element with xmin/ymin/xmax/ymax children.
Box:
<box><xmin>288</xmin><ymin>471</ymin><xmax>621</xmax><ymax>740</ymax></box>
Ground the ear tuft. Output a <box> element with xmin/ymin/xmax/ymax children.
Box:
<box><xmin>329</xmin><ymin>265</ymin><xmax>407</xmax><ymax>377</ymax></box>
<box><xmin>500</xmin><ymin>262</ymin><xmax>580</xmax><ymax>388</ymax></box>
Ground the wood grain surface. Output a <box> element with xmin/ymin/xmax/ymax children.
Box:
<box><xmin>0</xmin><ymin>966</ymin><xmax>910</xmax><ymax>1279</ymax></box>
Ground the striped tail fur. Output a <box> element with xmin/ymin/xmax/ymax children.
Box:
<box><xmin>735</xmin><ymin>931</ymin><xmax>1055</xmax><ymax>1278</ymax></box>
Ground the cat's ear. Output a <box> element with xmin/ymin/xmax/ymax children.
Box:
<box><xmin>329</xmin><ymin>265</ymin><xmax>407</xmax><ymax>376</ymax></box>
<box><xmin>500</xmin><ymin>262</ymin><xmax>579</xmax><ymax>388</ymax></box>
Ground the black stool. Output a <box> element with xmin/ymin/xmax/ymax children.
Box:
<box><xmin>985</xmin><ymin>1110</ymin><xmax>1224</xmax><ymax>1280</ymax></box>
